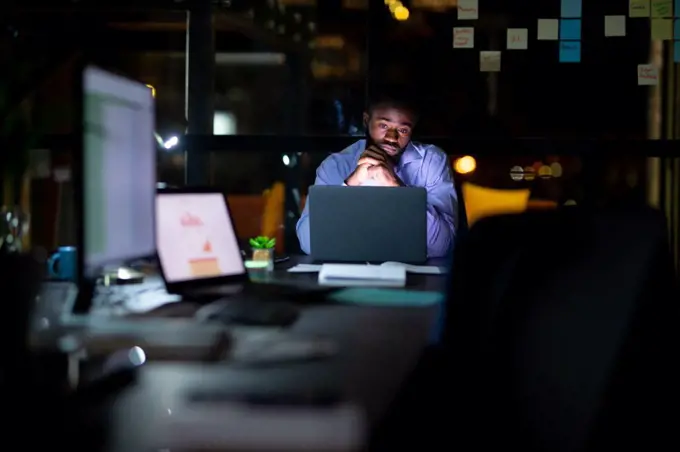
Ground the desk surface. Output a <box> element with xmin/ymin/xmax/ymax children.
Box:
<box><xmin>105</xmin><ymin>256</ymin><xmax>448</xmax><ymax>450</ymax></box>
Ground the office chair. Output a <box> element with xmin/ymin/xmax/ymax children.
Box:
<box><xmin>0</xmin><ymin>252</ymin><xmax>136</xmax><ymax>449</ymax></box>
<box><xmin>453</xmin><ymin>176</ymin><xmax>469</xmax><ymax>239</ymax></box>
<box><xmin>443</xmin><ymin>206</ymin><xmax>679</xmax><ymax>452</ymax></box>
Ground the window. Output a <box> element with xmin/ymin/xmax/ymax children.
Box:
<box><xmin>212</xmin><ymin>1</ymin><xmax>368</xmax><ymax>135</ymax></box>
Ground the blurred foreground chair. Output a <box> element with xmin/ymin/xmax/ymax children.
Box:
<box><xmin>1</xmin><ymin>252</ymin><xmax>136</xmax><ymax>449</ymax></box>
<box><xmin>443</xmin><ymin>206</ymin><xmax>680</xmax><ymax>451</ymax></box>
<box><xmin>373</xmin><ymin>205</ymin><xmax>679</xmax><ymax>451</ymax></box>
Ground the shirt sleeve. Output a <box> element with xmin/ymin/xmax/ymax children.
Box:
<box><xmin>296</xmin><ymin>157</ymin><xmax>345</xmax><ymax>254</ymax></box>
<box><xmin>424</xmin><ymin>151</ymin><xmax>458</xmax><ymax>258</ymax></box>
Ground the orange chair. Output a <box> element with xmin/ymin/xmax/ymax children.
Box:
<box><xmin>527</xmin><ymin>199</ymin><xmax>558</xmax><ymax>210</ymax></box>
<box><xmin>226</xmin><ymin>194</ymin><xmax>266</xmax><ymax>243</ymax></box>
<box><xmin>227</xmin><ymin>183</ymin><xmax>286</xmax><ymax>253</ymax></box>
<box><xmin>260</xmin><ymin>182</ymin><xmax>285</xmax><ymax>253</ymax></box>
<box><xmin>461</xmin><ymin>182</ymin><xmax>531</xmax><ymax>226</ymax></box>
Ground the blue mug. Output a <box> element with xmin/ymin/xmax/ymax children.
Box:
<box><xmin>47</xmin><ymin>246</ymin><xmax>77</xmax><ymax>281</ymax></box>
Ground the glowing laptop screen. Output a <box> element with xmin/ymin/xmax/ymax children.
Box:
<box><xmin>156</xmin><ymin>193</ymin><xmax>245</xmax><ymax>282</ymax></box>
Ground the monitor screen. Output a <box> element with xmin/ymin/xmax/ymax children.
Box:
<box><xmin>156</xmin><ymin>192</ymin><xmax>246</xmax><ymax>282</ymax></box>
<box><xmin>82</xmin><ymin>66</ymin><xmax>156</xmax><ymax>277</ymax></box>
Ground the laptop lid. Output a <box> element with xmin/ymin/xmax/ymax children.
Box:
<box><xmin>156</xmin><ymin>188</ymin><xmax>248</xmax><ymax>294</ymax></box>
<box><xmin>309</xmin><ymin>186</ymin><xmax>427</xmax><ymax>264</ymax></box>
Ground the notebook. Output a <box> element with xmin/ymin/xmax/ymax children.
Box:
<box><xmin>318</xmin><ymin>264</ymin><xmax>406</xmax><ymax>287</ymax></box>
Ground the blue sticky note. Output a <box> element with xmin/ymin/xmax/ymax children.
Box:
<box><xmin>329</xmin><ymin>288</ymin><xmax>443</xmax><ymax>308</ymax></box>
<box><xmin>676</xmin><ymin>0</ymin><xmax>680</xmax><ymax>17</ymax></box>
<box><xmin>675</xmin><ymin>42</ymin><xmax>680</xmax><ymax>62</ymax></box>
<box><xmin>675</xmin><ymin>19</ymin><xmax>680</xmax><ymax>38</ymax></box>
<box><xmin>560</xmin><ymin>19</ymin><xmax>581</xmax><ymax>39</ymax></box>
<box><xmin>559</xmin><ymin>41</ymin><xmax>581</xmax><ymax>63</ymax></box>
<box><xmin>561</xmin><ymin>0</ymin><xmax>582</xmax><ymax>17</ymax></box>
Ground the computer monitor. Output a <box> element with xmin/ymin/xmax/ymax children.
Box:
<box><xmin>80</xmin><ymin>66</ymin><xmax>156</xmax><ymax>279</ymax></box>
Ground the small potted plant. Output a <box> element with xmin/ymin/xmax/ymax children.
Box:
<box><xmin>249</xmin><ymin>236</ymin><xmax>276</xmax><ymax>271</ymax></box>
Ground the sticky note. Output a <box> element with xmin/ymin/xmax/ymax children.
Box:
<box><xmin>674</xmin><ymin>42</ymin><xmax>680</xmax><ymax>62</ymax></box>
<box><xmin>630</xmin><ymin>0</ymin><xmax>651</xmax><ymax>17</ymax></box>
<box><xmin>559</xmin><ymin>41</ymin><xmax>581</xmax><ymax>62</ymax></box>
<box><xmin>458</xmin><ymin>0</ymin><xmax>479</xmax><ymax>20</ymax></box>
<box><xmin>537</xmin><ymin>19</ymin><xmax>559</xmax><ymax>40</ymax></box>
<box><xmin>480</xmin><ymin>51</ymin><xmax>501</xmax><ymax>72</ymax></box>
<box><xmin>637</xmin><ymin>64</ymin><xmax>659</xmax><ymax>85</ymax></box>
<box><xmin>560</xmin><ymin>19</ymin><xmax>582</xmax><ymax>39</ymax></box>
<box><xmin>605</xmin><ymin>15</ymin><xmax>627</xmax><ymax>36</ymax></box>
<box><xmin>676</xmin><ymin>0</ymin><xmax>680</xmax><ymax>16</ymax></box>
<box><xmin>651</xmin><ymin>0</ymin><xmax>673</xmax><ymax>17</ymax></box>
<box><xmin>674</xmin><ymin>18</ymin><xmax>680</xmax><ymax>37</ymax></box>
<box><xmin>652</xmin><ymin>18</ymin><xmax>673</xmax><ymax>38</ymax></box>
<box><xmin>507</xmin><ymin>28</ymin><xmax>529</xmax><ymax>49</ymax></box>
<box><xmin>561</xmin><ymin>0</ymin><xmax>582</xmax><ymax>17</ymax></box>
<box><xmin>453</xmin><ymin>27</ymin><xmax>475</xmax><ymax>48</ymax></box>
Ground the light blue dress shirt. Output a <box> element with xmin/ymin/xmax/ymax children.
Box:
<box><xmin>296</xmin><ymin>139</ymin><xmax>458</xmax><ymax>258</ymax></box>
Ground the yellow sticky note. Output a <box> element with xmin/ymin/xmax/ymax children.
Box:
<box><xmin>480</xmin><ymin>51</ymin><xmax>501</xmax><ymax>72</ymax></box>
<box><xmin>651</xmin><ymin>0</ymin><xmax>673</xmax><ymax>17</ymax></box>
<box><xmin>630</xmin><ymin>0</ymin><xmax>651</xmax><ymax>17</ymax></box>
<box><xmin>651</xmin><ymin>18</ymin><xmax>673</xmax><ymax>39</ymax></box>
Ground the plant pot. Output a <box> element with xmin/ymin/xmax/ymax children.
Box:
<box><xmin>251</xmin><ymin>248</ymin><xmax>274</xmax><ymax>271</ymax></box>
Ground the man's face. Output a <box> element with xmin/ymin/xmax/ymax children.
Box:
<box><xmin>363</xmin><ymin>105</ymin><xmax>415</xmax><ymax>158</ymax></box>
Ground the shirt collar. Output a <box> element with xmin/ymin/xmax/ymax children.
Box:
<box><xmin>399</xmin><ymin>141</ymin><xmax>424</xmax><ymax>167</ymax></box>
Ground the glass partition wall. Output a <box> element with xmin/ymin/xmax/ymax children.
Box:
<box><xmin>6</xmin><ymin>0</ymin><xmax>679</xmax><ymax>269</ymax></box>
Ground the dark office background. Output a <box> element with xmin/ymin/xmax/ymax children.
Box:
<box><xmin>1</xmin><ymin>0</ymin><xmax>679</xmax><ymax>259</ymax></box>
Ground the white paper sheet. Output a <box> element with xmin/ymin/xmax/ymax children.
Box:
<box><xmin>287</xmin><ymin>264</ymin><xmax>323</xmax><ymax>273</ymax></box>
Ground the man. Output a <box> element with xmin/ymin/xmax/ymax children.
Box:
<box><xmin>296</xmin><ymin>91</ymin><xmax>458</xmax><ymax>258</ymax></box>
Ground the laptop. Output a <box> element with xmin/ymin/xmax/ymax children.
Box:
<box><xmin>309</xmin><ymin>186</ymin><xmax>427</xmax><ymax>264</ymax></box>
<box><xmin>156</xmin><ymin>187</ymin><xmax>333</xmax><ymax>300</ymax></box>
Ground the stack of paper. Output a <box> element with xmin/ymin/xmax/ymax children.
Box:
<box><xmin>318</xmin><ymin>264</ymin><xmax>407</xmax><ymax>287</ymax></box>
<box><xmin>380</xmin><ymin>261</ymin><xmax>447</xmax><ymax>275</ymax></box>
<box><xmin>288</xmin><ymin>262</ymin><xmax>447</xmax><ymax>275</ymax></box>
<box><xmin>287</xmin><ymin>263</ymin><xmax>322</xmax><ymax>273</ymax></box>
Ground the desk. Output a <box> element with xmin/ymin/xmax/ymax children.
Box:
<box><xmin>32</xmin><ymin>257</ymin><xmax>447</xmax><ymax>450</ymax></box>
<box><xmin>106</xmin><ymin>256</ymin><xmax>448</xmax><ymax>450</ymax></box>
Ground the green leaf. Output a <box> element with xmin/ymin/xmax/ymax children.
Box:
<box><xmin>250</xmin><ymin>236</ymin><xmax>275</xmax><ymax>249</ymax></box>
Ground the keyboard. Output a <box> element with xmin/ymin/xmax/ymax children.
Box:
<box><xmin>34</xmin><ymin>281</ymin><xmax>78</xmax><ymax>330</ymax></box>
<box><xmin>246</xmin><ymin>283</ymin><xmax>337</xmax><ymax>303</ymax></box>
<box><xmin>196</xmin><ymin>296</ymin><xmax>301</xmax><ymax>327</ymax></box>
